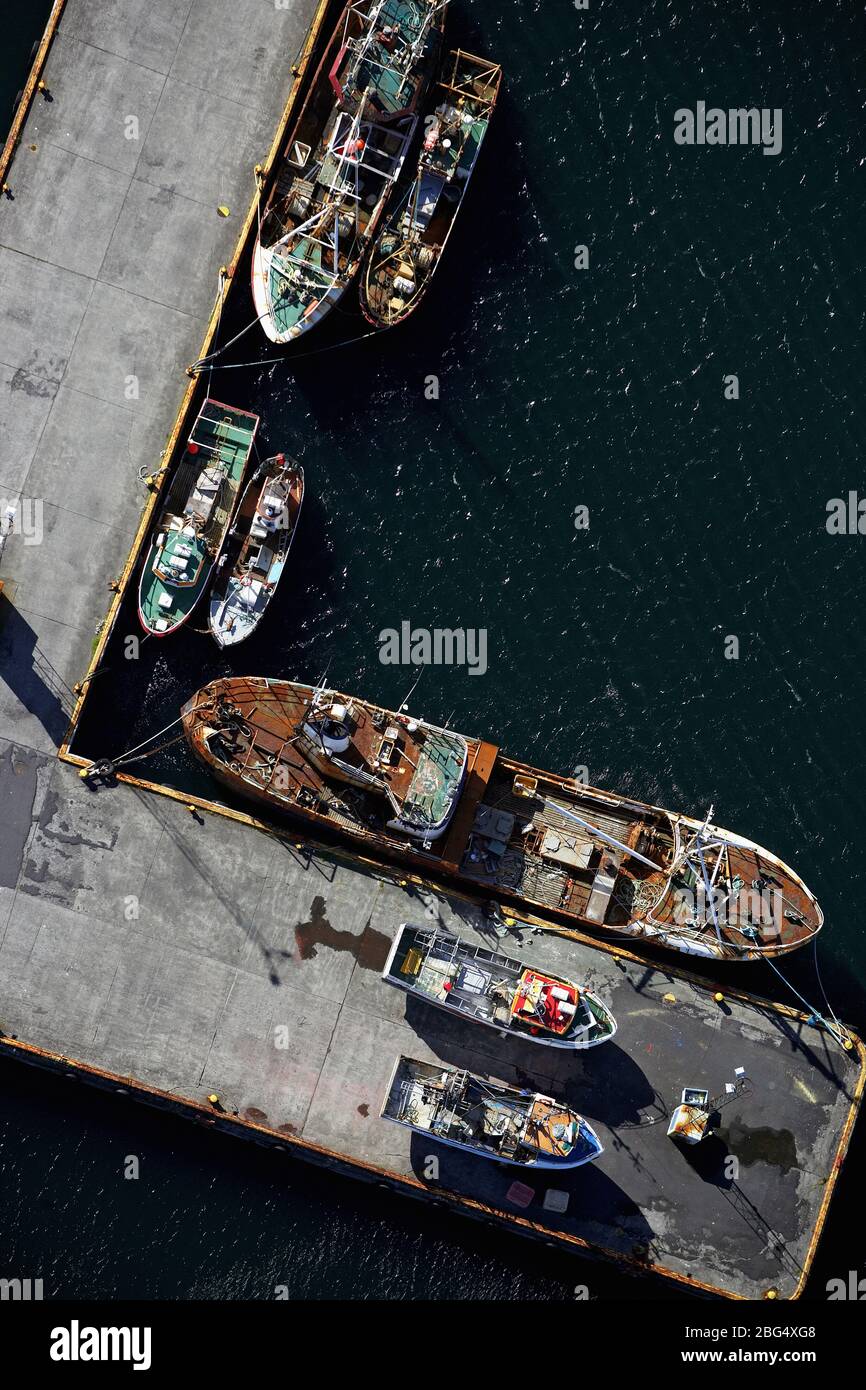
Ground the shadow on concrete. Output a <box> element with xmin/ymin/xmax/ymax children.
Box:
<box><xmin>748</xmin><ymin>999</ymin><xmax>859</xmax><ymax>1099</ymax></box>
<box><xmin>269</xmin><ymin>834</ymin><xmax>339</xmax><ymax>887</ymax></box>
<box><xmin>131</xmin><ymin>784</ymin><xmax>281</xmax><ymax>974</ymax></box>
<box><xmin>407</xmin><ymin>1132</ymin><xmax>655</xmax><ymax>1256</ymax></box>
<box><xmin>673</xmin><ymin>1130</ymin><xmax>734</xmax><ymax>1188</ymax></box>
<box><xmin>402</xmin><ymin>994</ymin><xmax>660</xmax><ymax>1129</ymax></box>
<box><xmin>0</xmin><ymin>595</ymin><xmax>73</xmax><ymax>746</ymax></box>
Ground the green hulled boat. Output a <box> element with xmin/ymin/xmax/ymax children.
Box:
<box><xmin>360</xmin><ymin>50</ymin><xmax>502</xmax><ymax>327</ymax></box>
<box><xmin>138</xmin><ymin>399</ymin><xmax>260</xmax><ymax>637</ymax></box>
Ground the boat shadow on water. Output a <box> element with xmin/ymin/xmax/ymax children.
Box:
<box><xmin>282</xmin><ymin>84</ymin><xmax>530</xmax><ymax>426</ymax></box>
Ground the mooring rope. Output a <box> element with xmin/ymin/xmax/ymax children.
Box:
<box><xmin>110</xmin><ymin>714</ymin><xmax>186</xmax><ymax>769</ymax></box>
<box><xmin>207</xmin><ymin>268</ymin><xmax>229</xmax><ymax>395</ymax></box>
<box><xmin>811</xmin><ymin>937</ymin><xmax>851</xmax><ymax>1046</ymax></box>
<box><xmin>762</xmin><ymin>950</ymin><xmax>853</xmax><ymax>1050</ymax></box>
<box><xmin>190</xmin><ymin>303</ymin><xmax>276</xmax><ymax>373</ymax></box>
<box><xmin>193</xmin><ymin>325</ymin><xmax>384</xmax><ymax>374</ymax></box>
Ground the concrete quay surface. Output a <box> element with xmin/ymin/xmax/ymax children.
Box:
<box><xmin>0</xmin><ymin>0</ymin><xmax>320</xmax><ymax>754</ymax></box>
<box><xmin>0</xmin><ymin>746</ymin><xmax>862</xmax><ymax>1300</ymax></box>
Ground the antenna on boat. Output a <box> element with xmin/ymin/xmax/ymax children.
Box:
<box><xmin>311</xmin><ymin>664</ymin><xmax>331</xmax><ymax>697</ymax></box>
<box><xmin>398</xmin><ymin>664</ymin><xmax>424</xmax><ymax>713</ymax></box>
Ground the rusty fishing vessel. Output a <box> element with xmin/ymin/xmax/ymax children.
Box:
<box><xmin>252</xmin><ymin>0</ymin><xmax>447</xmax><ymax>344</ymax></box>
<box><xmin>383</xmin><ymin>924</ymin><xmax>617</xmax><ymax>1048</ymax></box>
<box><xmin>180</xmin><ymin>678</ymin><xmax>824</xmax><ymax>961</ymax></box>
<box><xmin>360</xmin><ymin>50</ymin><xmax>502</xmax><ymax>326</ymax></box>
<box><xmin>381</xmin><ymin>1057</ymin><xmax>604</xmax><ymax>1169</ymax></box>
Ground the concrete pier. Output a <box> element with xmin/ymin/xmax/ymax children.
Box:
<box><xmin>0</xmin><ymin>0</ymin><xmax>322</xmax><ymax>753</ymax></box>
<box><xmin>0</xmin><ymin>0</ymin><xmax>862</xmax><ymax>1303</ymax></box>
<box><xmin>0</xmin><ymin>745</ymin><xmax>862</xmax><ymax>1299</ymax></box>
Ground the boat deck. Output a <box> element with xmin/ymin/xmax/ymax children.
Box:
<box><xmin>0</xmin><ymin>752</ymin><xmax>861</xmax><ymax>1300</ymax></box>
<box><xmin>186</xmin><ymin>679</ymin><xmax>468</xmax><ymax>834</ymax></box>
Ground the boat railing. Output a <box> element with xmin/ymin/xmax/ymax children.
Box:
<box><xmin>403</xmin><ymin>925</ymin><xmax>512</xmax><ymax>969</ymax></box>
<box><xmin>328</xmin><ymin>112</ymin><xmax>417</xmax><ymax>187</ymax></box>
<box><xmin>345</xmin><ymin>0</ymin><xmax>443</xmax><ymax>109</ymax></box>
<box><xmin>438</xmin><ymin>50</ymin><xmax>503</xmax><ymax>112</ymax></box>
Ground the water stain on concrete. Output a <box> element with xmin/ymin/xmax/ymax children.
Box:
<box><xmin>294</xmin><ymin>895</ymin><xmax>390</xmax><ymax>972</ymax></box>
<box><xmin>720</xmin><ymin>1120</ymin><xmax>798</xmax><ymax>1173</ymax></box>
<box><xmin>9</xmin><ymin>366</ymin><xmax>54</xmax><ymax>398</ymax></box>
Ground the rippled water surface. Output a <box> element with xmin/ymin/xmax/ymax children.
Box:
<box><xmin>4</xmin><ymin>0</ymin><xmax>866</xmax><ymax>1298</ymax></box>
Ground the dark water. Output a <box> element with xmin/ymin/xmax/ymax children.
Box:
<box><xmin>5</xmin><ymin>0</ymin><xmax>866</xmax><ymax>1298</ymax></box>
<box><xmin>0</xmin><ymin>0</ymin><xmax>53</xmax><ymax>139</ymax></box>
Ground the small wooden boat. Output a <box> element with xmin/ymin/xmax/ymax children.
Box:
<box><xmin>383</xmin><ymin>924</ymin><xmax>617</xmax><ymax>1048</ymax></box>
<box><xmin>208</xmin><ymin>454</ymin><xmax>304</xmax><ymax>648</ymax></box>
<box><xmin>381</xmin><ymin>1056</ymin><xmax>604</xmax><ymax>1169</ymax></box>
<box><xmin>138</xmin><ymin>400</ymin><xmax>259</xmax><ymax>637</ymax></box>
<box><xmin>360</xmin><ymin>50</ymin><xmax>502</xmax><ymax>327</ymax></box>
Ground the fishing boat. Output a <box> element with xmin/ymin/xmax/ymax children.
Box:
<box><xmin>383</xmin><ymin>924</ymin><xmax>617</xmax><ymax>1048</ymax></box>
<box><xmin>180</xmin><ymin>678</ymin><xmax>824</xmax><ymax>961</ymax></box>
<box><xmin>138</xmin><ymin>401</ymin><xmax>259</xmax><ymax>637</ymax></box>
<box><xmin>381</xmin><ymin>1056</ymin><xmax>604</xmax><ymax>1169</ymax></box>
<box><xmin>360</xmin><ymin>50</ymin><xmax>502</xmax><ymax>326</ymax></box>
<box><xmin>252</xmin><ymin>0</ymin><xmax>447</xmax><ymax>345</ymax></box>
<box><xmin>208</xmin><ymin>454</ymin><xmax>304</xmax><ymax>648</ymax></box>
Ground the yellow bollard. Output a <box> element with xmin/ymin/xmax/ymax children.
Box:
<box><xmin>217</xmin><ymin>205</ymin><xmax>230</xmax><ymax>217</ymax></box>
<box><xmin>714</xmin><ymin>992</ymin><xmax>725</xmax><ymax>1004</ymax></box>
